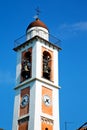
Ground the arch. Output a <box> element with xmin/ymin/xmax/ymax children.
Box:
<box><xmin>43</xmin><ymin>51</ymin><xmax>51</xmax><ymax>80</ymax></box>
<box><xmin>21</xmin><ymin>49</ymin><xmax>32</xmax><ymax>82</ymax></box>
<box><xmin>24</xmin><ymin>51</ymin><xmax>31</xmax><ymax>63</ymax></box>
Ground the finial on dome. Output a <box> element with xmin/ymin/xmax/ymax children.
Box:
<box><xmin>26</xmin><ymin>8</ymin><xmax>48</xmax><ymax>31</ymax></box>
<box><xmin>34</xmin><ymin>7</ymin><xmax>40</xmax><ymax>20</ymax></box>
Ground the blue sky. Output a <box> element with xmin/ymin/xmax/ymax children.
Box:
<box><xmin>0</xmin><ymin>0</ymin><xmax>87</xmax><ymax>130</ymax></box>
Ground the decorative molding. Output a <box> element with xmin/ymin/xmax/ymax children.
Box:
<box><xmin>13</xmin><ymin>35</ymin><xmax>61</xmax><ymax>52</ymax></box>
<box><xmin>18</xmin><ymin>116</ymin><xmax>29</xmax><ymax>124</ymax></box>
<box><xmin>41</xmin><ymin>116</ymin><xmax>54</xmax><ymax>125</ymax></box>
<box><xmin>18</xmin><ymin>114</ymin><xmax>29</xmax><ymax>120</ymax></box>
<box><xmin>14</xmin><ymin>77</ymin><xmax>60</xmax><ymax>90</ymax></box>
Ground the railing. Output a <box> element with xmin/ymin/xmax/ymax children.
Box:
<box><xmin>14</xmin><ymin>31</ymin><xmax>61</xmax><ymax>49</ymax></box>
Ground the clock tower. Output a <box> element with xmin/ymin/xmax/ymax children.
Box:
<box><xmin>12</xmin><ymin>18</ymin><xmax>61</xmax><ymax>130</ymax></box>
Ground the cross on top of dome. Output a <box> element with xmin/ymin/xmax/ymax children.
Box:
<box><xmin>35</xmin><ymin>7</ymin><xmax>40</xmax><ymax>19</ymax></box>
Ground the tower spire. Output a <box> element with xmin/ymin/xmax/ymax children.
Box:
<box><xmin>12</xmin><ymin>15</ymin><xmax>60</xmax><ymax>130</ymax></box>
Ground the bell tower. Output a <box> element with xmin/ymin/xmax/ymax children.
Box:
<box><xmin>12</xmin><ymin>18</ymin><xmax>61</xmax><ymax>130</ymax></box>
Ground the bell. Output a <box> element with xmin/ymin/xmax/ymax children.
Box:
<box><xmin>43</xmin><ymin>65</ymin><xmax>49</xmax><ymax>74</ymax></box>
<box><xmin>24</xmin><ymin>65</ymin><xmax>29</xmax><ymax>71</ymax></box>
<box><xmin>21</xmin><ymin>70</ymin><xmax>30</xmax><ymax>79</ymax></box>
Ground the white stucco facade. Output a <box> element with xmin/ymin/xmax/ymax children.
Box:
<box><xmin>26</xmin><ymin>26</ymin><xmax>49</xmax><ymax>41</ymax></box>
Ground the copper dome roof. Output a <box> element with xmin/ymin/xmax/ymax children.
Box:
<box><xmin>26</xmin><ymin>18</ymin><xmax>48</xmax><ymax>31</ymax></box>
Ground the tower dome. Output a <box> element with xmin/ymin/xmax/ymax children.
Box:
<box><xmin>26</xmin><ymin>18</ymin><xmax>48</xmax><ymax>31</ymax></box>
<box><xmin>26</xmin><ymin>18</ymin><xmax>49</xmax><ymax>41</ymax></box>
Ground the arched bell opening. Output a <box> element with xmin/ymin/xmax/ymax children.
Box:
<box><xmin>43</xmin><ymin>51</ymin><xmax>51</xmax><ymax>80</ymax></box>
<box><xmin>21</xmin><ymin>49</ymin><xmax>32</xmax><ymax>82</ymax></box>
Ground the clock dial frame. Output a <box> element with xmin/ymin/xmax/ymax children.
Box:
<box><xmin>20</xmin><ymin>94</ymin><xmax>29</xmax><ymax>107</ymax></box>
<box><xmin>43</xmin><ymin>95</ymin><xmax>51</xmax><ymax>106</ymax></box>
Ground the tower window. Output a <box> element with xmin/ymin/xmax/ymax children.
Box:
<box><xmin>21</xmin><ymin>50</ymin><xmax>32</xmax><ymax>82</ymax></box>
<box><xmin>18</xmin><ymin>116</ymin><xmax>29</xmax><ymax>124</ymax></box>
<box><xmin>45</xmin><ymin>128</ymin><xmax>48</xmax><ymax>130</ymax></box>
<box><xmin>43</xmin><ymin>51</ymin><xmax>51</xmax><ymax>80</ymax></box>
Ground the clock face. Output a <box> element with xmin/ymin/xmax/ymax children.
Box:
<box><xmin>43</xmin><ymin>95</ymin><xmax>51</xmax><ymax>106</ymax></box>
<box><xmin>21</xmin><ymin>94</ymin><xmax>29</xmax><ymax>107</ymax></box>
